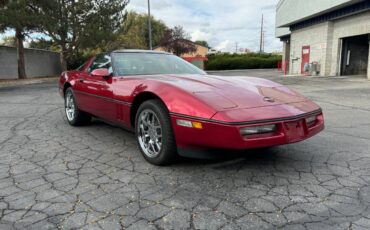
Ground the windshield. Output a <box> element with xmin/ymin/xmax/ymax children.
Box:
<box><xmin>112</xmin><ymin>52</ymin><xmax>206</xmax><ymax>76</ymax></box>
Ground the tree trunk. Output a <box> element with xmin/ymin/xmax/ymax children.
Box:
<box><xmin>15</xmin><ymin>28</ymin><xmax>27</xmax><ymax>79</ymax></box>
<box><xmin>60</xmin><ymin>43</ymin><xmax>68</xmax><ymax>71</ymax></box>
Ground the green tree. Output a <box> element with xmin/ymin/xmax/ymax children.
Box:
<box><xmin>28</xmin><ymin>38</ymin><xmax>59</xmax><ymax>51</ymax></box>
<box><xmin>113</xmin><ymin>12</ymin><xmax>167</xmax><ymax>50</ymax></box>
<box><xmin>159</xmin><ymin>26</ymin><xmax>197</xmax><ymax>56</ymax></box>
<box><xmin>0</xmin><ymin>0</ymin><xmax>39</xmax><ymax>79</ymax></box>
<box><xmin>34</xmin><ymin>0</ymin><xmax>129</xmax><ymax>70</ymax></box>
<box><xmin>194</xmin><ymin>40</ymin><xmax>210</xmax><ymax>48</ymax></box>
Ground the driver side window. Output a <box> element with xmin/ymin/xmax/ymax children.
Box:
<box><xmin>87</xmin><ymin>54</ymin><xmax>112</xmax><ymax>74</ymax></box>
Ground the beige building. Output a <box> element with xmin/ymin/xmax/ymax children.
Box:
<box><xmin>276</xmin><ymin>0</ymin><xmax>370</xmax><ymax>79</ymax></box>
<box><xmin>154</xmin><ymin>41</ymin><xmax>209</xmax><ymax>69</ymax></box>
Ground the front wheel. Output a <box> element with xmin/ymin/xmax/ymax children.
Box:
<box><xmin>64</xmin><ymin>88</ymin><xmax>91</xmax><ymax>126</ymax></box>
<box><xmin>135</xmin><ymin>99</ymin><xmax>177</xmax><ymax>165</ymax></box>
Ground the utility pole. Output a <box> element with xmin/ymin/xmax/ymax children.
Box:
<box><xmin>259</xmin><ymin>14</ymin><xmax>264</xmax><ymax>53</ymax></box>
<box><xmin>235</xmin><ymin>42</ymin><xmax>239</xmax><ymax>53</ymax></box>
<box><xmin>147</xmin><ymin>0</ymin><xmax>153</xmax><ymax>50</ymax></box>
<box><xmin>262</xmin><ymin>31</ymin><xmax>265</xmax><ymax>53</ymax></box>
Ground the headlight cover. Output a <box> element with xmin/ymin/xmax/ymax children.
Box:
<box><xmin>240</xmin><ymin>124</ymin><xmax>277</xmax><ymax>136</ymax></box>
<box><xmin>305</xmin><ymin>116</ymin><xmax>317</xmax><ymax>126</ymax></box>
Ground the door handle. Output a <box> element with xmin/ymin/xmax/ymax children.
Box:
<box><xmin>78</xmin><ymin>78</ymin><xmax>84</xmax><ymax>83</ymax></box>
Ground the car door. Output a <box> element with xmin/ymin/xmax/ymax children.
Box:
<box><xmin>76</xmin><ymin>54</ymin><xmax>116</xmax><ymax>121</ymax></box>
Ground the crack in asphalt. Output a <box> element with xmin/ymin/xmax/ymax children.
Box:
<box><xmin>0</xmin><ymin>78</ymin><xmax>369</xmax><ymax>229</ymax></box>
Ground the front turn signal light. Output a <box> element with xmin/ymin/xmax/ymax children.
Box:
<box><xmin>192</xmin><ymin>122</ymin><xmax>203</xmax><ymax>129</ymax></box>
<box><xmin>176</xmin><ymin>119</ymin><xmax>203</xmax><ymax>129</ymax></box>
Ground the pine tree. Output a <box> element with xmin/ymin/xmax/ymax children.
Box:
<box><xmin>0</xmin><ymin>0</ymin><xmax>39</xmax><ymax>79</ymax></box>
<box><xmin>34</xmin><ymin>0</ymin><xmax>129</xmax><ymax>70</ymax></box>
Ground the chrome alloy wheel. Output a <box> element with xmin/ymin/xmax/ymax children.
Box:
<box><xmin>65</xmin><ymin>91</ymin><xmax>75</xmax><ymax>121</ymax></box>
<box><xmin>137</xmin><ymin>109</ymin><xmax>163</xmax><ymax>158</ymax></box>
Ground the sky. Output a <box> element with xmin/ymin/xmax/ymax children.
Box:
<box><xmin>127</xmin><ymin>0</ymin><xmax>282</xmax><ymax>53</ymax></box>
<box><xmin>0</xmin><ymin>0</ymin><xmax>282</xmax><ymax>53</ymax></box>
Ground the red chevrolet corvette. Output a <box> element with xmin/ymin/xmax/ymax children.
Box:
<box><xmin>59</xmin><ymin>50</ymin><xmax>324</xmax><ymax>165</ymax></box>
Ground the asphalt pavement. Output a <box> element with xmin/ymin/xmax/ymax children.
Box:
<box><xmin>0</xmin><ymin>70</ymin><xmax>369</xmax><ymax>229</ymax></box>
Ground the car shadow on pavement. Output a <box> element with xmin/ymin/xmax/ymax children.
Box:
<box><xmin>177</xmin><ymin>147</ymin><xmax>281</xmax><ymax>167</ymax></box>
<box><xmin>90</xmin><ymin>118</ymin><xmax>291</xmax><ymax>168</ymax></box>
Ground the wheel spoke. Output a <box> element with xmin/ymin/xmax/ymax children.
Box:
<box><xmin>65</xmin><ymin>92</ymin><xmax>75</xmax><ymax>121</ymax></box>
<box><xmin>155</xmin><ymin>141</ymin><xmax>161</xmax><ymax>151</ymax></box>
<box><xmin>148</xmin><ymin>113</ymin><xmax>152</xmax><ymax>125</ymax></box>
<box><xmin>141</xmin><ymin>113</ymin><xmax>148</xmax><ymax>125</ymax></box>
<box><xmin>137</xmin><ymin>109</ymin><xmax>163</xmax><ymax>158</ymax></box>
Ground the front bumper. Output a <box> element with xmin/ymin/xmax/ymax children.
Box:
<box><xmin>171</xmin><ymin>110</ymin><xmax>324</xmax><ymax>155</ymax></box>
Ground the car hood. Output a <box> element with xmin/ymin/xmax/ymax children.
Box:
<box><xmin>147</xmin><ymin>74</ymin><xmax>308</xmax><ymax>111</ymax></box>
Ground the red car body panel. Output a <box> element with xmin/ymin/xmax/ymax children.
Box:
<box><xmin>59</xmin><ymin>53</ymin><xmax>324</xmax><ymax>156</ymax></box>
<box><xmin>171</xmin><ymin>113</ymin><xmax>324</xmax><ymax>150</ymax></box>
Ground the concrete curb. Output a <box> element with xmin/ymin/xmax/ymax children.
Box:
<box><xmin>0</xmin><ymin>76</ymin><xmax>58</xmax><ymax>88</ymax></box>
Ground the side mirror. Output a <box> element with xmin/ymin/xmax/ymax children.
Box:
<box><xmin>91</xmin><ymin>68</ymin><xmax>111</xmax><ymax>78</ymax></box>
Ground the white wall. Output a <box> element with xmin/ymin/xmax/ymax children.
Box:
<box><xmin>288</xmin><ymin>10</ymin><xmax>370</xmax><ymax>77</ymax></box>
<box><xmin>329</xmin><ymin>11</ymin><xmax>370</xmax><ymax>76</ymax></box>
<box><xmin>276</xmin><ymin>0</ymin><xmax>361</xmax><ymax>38</ymax></box>
<box><xmin>289</xmin><ymin>22</ymin><xmax>332</xmax><ymax>76</ymax></box>
<box><xmin>276</xmin><ymin>0</ymin><xmax>360</xmax><ymax>27</ymax></box>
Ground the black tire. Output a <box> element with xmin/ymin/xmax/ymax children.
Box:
<box><xmin>64</xmin><ymin>87</ymin><xmax>91</xmax><ymax>126</ymax></box>
<box><xmin>135</xmin><ymin>99</ymin><xmax>177</xmax><ymax>165</ymax></box>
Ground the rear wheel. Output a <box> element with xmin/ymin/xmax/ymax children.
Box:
<box><xmin>64</xmin><ymin>88</ymin><xmax>91</xmax><ymax>126</ymax></box>
<box><xmin>135</xmin><ymin>99</ymin><xmax>177</xmax><ymax>165</ymax></box>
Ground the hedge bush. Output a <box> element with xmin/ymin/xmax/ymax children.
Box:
<box><xmin>205</xmin><ymin>53</ymin><xmax>282</xmax><ymax>70</ymax></box>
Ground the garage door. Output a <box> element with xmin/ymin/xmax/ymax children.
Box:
<box><xmin>341</xmin><ymin>35</ymin><xmax>369</xmax><ymax>76</ymax></box>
